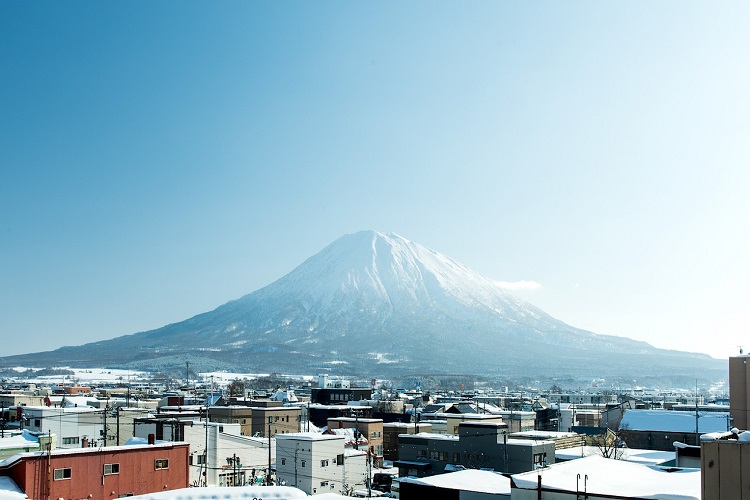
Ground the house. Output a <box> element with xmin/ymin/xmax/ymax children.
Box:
<box><xmin>275</xmin><ymin>432</ymin><xmax>368</xmax><ymax>495</ymax></box>
<box><xmin>0</xmin><ymin>442</ymin><xmax>189</xmax><ymax>499</ymax></box>
<box><xmin>510</xmin><ymin>455</ymin><xmax>699</xmax><ymax>499</ymax></box>
<box><xmin>399</xmin><ymin>469</ymin><xmax>511</xmax><ymax>499</ymax></box>
<box><xmin>395</xmin><ymin>421</ymin><xmax>555</xmax><ymax>477</ymax></box>
<box><xmin>618</xmin><ymin>409</ymin><xmax>731</xmax><ymax>450</ymax></box>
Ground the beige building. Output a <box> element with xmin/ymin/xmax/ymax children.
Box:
<box><xmin>210</xmin><ymin>405</ymin><xmax>301</xmax><ymax>437</ymax></box>
<box><xmin>0</xmin><ymin>393</ymin><xmax>47</xmax><ymax>408</ymax></box>
<box><xmin>327</xmin><ymin>417</ymin><xmax>384</xmax><ymax>466</ymax></box>
<box><xmin>729</xmin><ymin>355</ymin><xmax>750</xmax><ymax>430</ymax></box>
<box><xmin>383</xmin><ymin>422</ymin><xmax>432</xmax><ymax>461</ymax></box>
<box><xmin>446</xmin><ymin>413</ymin><xmax>505</xmax><ymax>435</ymax></box>
<box><xmin>701</xmin><ymin>431</ymin><xmax>750</xmax><ymax>499</ymax></box>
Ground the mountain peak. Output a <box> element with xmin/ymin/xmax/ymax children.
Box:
<box><xmin>0</xmin><ymin>231</ymin><xmax>722</xmax><ymax>381</ymax></box>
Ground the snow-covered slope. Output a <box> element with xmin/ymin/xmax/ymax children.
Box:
<box><xmin>0</xmin><ymin>230</ymin><xmax>721</xmax><ymax>377</ymax></box>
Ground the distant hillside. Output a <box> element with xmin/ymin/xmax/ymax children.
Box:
<box><xmin>0</xmin><ymin>231</ymin><xmax>725</xmax><ymax>382</ymax></box>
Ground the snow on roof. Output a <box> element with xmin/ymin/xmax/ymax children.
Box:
<box><xmin>0</xmin><ymin>476</ymin><xmax>26</xmax><ymax>498</ymax></box>
<box><xmin>408</xmin><ymin>432</ymin><xmax>459</xmax><ymax>441</ymax></box>
<box><xmin>511</xmin><ymin>430</ymin><xmax>579</xmax><ymax>439</ymax></box>
<box><xmin>0</xmin><ymin>442</ymin><xmax>188</xmax><ymax>468</ymax></box>
<box><xmin>275</xmin><ymin>432</ymin><xmax>344</xmax><ymax>442</ymax></box>
<box><xmin>0</xmin><ymin>430</ymin><xmax>41</xmax><ymax>451</ymax></box>
<box><xmin>401</xmin><ymin>469</ymin><xmax>510</xmax><ymax>495</ymax></box>
<box><xmin>512</xmin><ymin>455</ymin><xmax>700</xmax><ymax>499</ymax></box>
<box><xmin>555</xmin><ymin>446</ymin><xmax>675</xmax><ymax>465</ymax></box>
<box><xmin>129</xmin><ymin>485</ymin><xmax>308</xmax><ymax>499</ymax></box>
<box><xmin>326</xmin><ymin>428</ymin><xmax>368</xmax><ymax>446</ymax></box>
<box><xmin>61</xmin><ymin>396</ymin><xmax>99</xmax><ymax>408</ymax></box>
<box><xmin>620</xmin><ymin>409</ymin><xmax>730</xmax><ymax>433</ymax></box>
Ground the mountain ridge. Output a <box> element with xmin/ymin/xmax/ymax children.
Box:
<box><xmin>0</xmin><ymin>230</ymin><xmax>722</xmax><ymax>380</ymax></box>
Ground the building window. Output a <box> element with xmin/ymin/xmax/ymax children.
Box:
<box><xmin>275</xmin><ymin>416</ymin><xmax>279</xmax><ymax>422</ymax></box>
<box><xmin>62</xmin><ymin>437</ymin><xmax>79</xmax><ymax>445</ymax></box>
<box><xmin>281</xmin><ymin>459</ymin><xmax>286</xmax><ymax>465</ymax></box>
<box><xmin>453</xmin><ymin>453</ymin><xmax>461</xmax><ymax>462</ymax></box>
<box><xmin>533</xmin><ymin>453</ymin><xmax>547</xmax><ymax>468</ymax></box>
<box><xmin>430</xmin><ymin>451</ymin><xmax>439</xmax><ymax>460</ymax></box>
<box><xmin>53</xmin><ymin>468</ymin><xmax>72</xmax><ymax>480</ymax></box>
<box><xmin>321</xmin><ymin>481</ymin><xmax>328</xmax><ymax>487</ymax></box>
<box><xmin>104</xmin><ymin>463</ymin><xmax>120</xmax><ymax>475</ymax></box>
<box><xmin>321</xmin><ymin>460</ymin><xmax>329</xmax><ymax>467</ymax></box>
<box><xmin>155</xmin><ymin>459</ymin><xmax>169</xmax><ymax>470</ymax></box>
<box><xmin>418</xmin><ymin>449</ymin><xmax>427</xmax><ymax>457</ymax></box>
<box><xmin>301</xmin><ymin>460</ymin><xmax>306</xmax><ymax>467</ymax></box>
<box><xmin>34</xmin><ymin>419</ymin><xmax>40</xmax><ymax>427</ymax></box>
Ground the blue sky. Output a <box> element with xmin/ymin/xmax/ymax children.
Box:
<box><xmin>1</xmin><ymin>2</ymin><xmax>748</xmax><ymax>359</ymax></box>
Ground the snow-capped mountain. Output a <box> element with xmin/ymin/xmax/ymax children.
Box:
<box><xmin>0</xmin><ymin>230</ymin><xmax>722</xmax><ymax>378</ymax></box>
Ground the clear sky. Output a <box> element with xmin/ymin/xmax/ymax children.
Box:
<box><xmin>1</xmin><ymin>2</ymin><xmax>748</xmax><ymax>359</ymax></box>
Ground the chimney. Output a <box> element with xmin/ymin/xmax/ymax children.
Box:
<box><xmin>148</xmin><ymin>433</ymin><xmax>155</xmax><ymax>445</ymax></box>
<box><xmin>82</xmin><ymin>437</ymin><xmax>89</xmax><ymax>448</ymax></box>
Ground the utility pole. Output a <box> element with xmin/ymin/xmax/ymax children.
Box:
<box><xmin>695</xmin><ymin>379</ymin><xmax>699</xmax><ymax>445</ymax></box>
<box><xmin>103</xmin><ymin>406</ymin><xmax>108</xmax><ymax>447</ymax></box>
<box><xmin>186</xmin><ymin>361</ymin><xmax>190</xmax><ymax>387</ymax></box>
<box><xmin>267</xmin><ymin>418</ymin><xmax>272</xmax><ymax>485</ymax></box>
<box><xmin>204</xmin><ymin>409</ymin><xmax>209</xmax><ymax>487</ymax></box>
<box><xmin>46</xmin><ymin>430</ymin><xmax>51</xmax><ymax>500</ymax></box>
<box><xmin>116</xmin><ymin>407</ymin><xmax>120</xmax><ymax>446</ymax></box>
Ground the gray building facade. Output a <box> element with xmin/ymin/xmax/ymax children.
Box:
<box><xmin>395</xmin><ymin>421</ymin><xmax>555</xmax><ymax>477</ymax></box>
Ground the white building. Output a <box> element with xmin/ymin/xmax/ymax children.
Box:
<box><xmin>18</xmin><ymin>406</ymin><xmax>102</xmax><ymax>448</ymax></box>
<box><xmin>276</xmin><ymin>432</ymin><xmax>368</xmax><ymax>495</ymax></box>
<box><xmin>133</xmin><ymin>419</ymin><xmax>274</xmax><ymax>487</ymax></box>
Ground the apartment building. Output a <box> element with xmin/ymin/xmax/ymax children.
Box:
<box><xmin>275</xmin><ymin>432</ymin><xmax>368</xmax><ymax>495</ymax></box>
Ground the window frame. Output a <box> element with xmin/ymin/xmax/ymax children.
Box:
<box><xmin>104</xmin><ymin>463</ymin><xmax>120</xmax><ymax>475</ymax></box>
<box><xmin>53</xmin><ymin>468</ymin><xmax>72</xmax><ymax>481</ymax></box>
<box><xmin>154</xmin><ymin>459</ymin><xmax>169</xmax><ymax>470</ymax></box>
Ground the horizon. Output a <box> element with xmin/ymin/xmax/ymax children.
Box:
<box><xmin>2</xmin><ymin>3</ymin><xmax>748</xmax><ymax>360</ymax></box>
